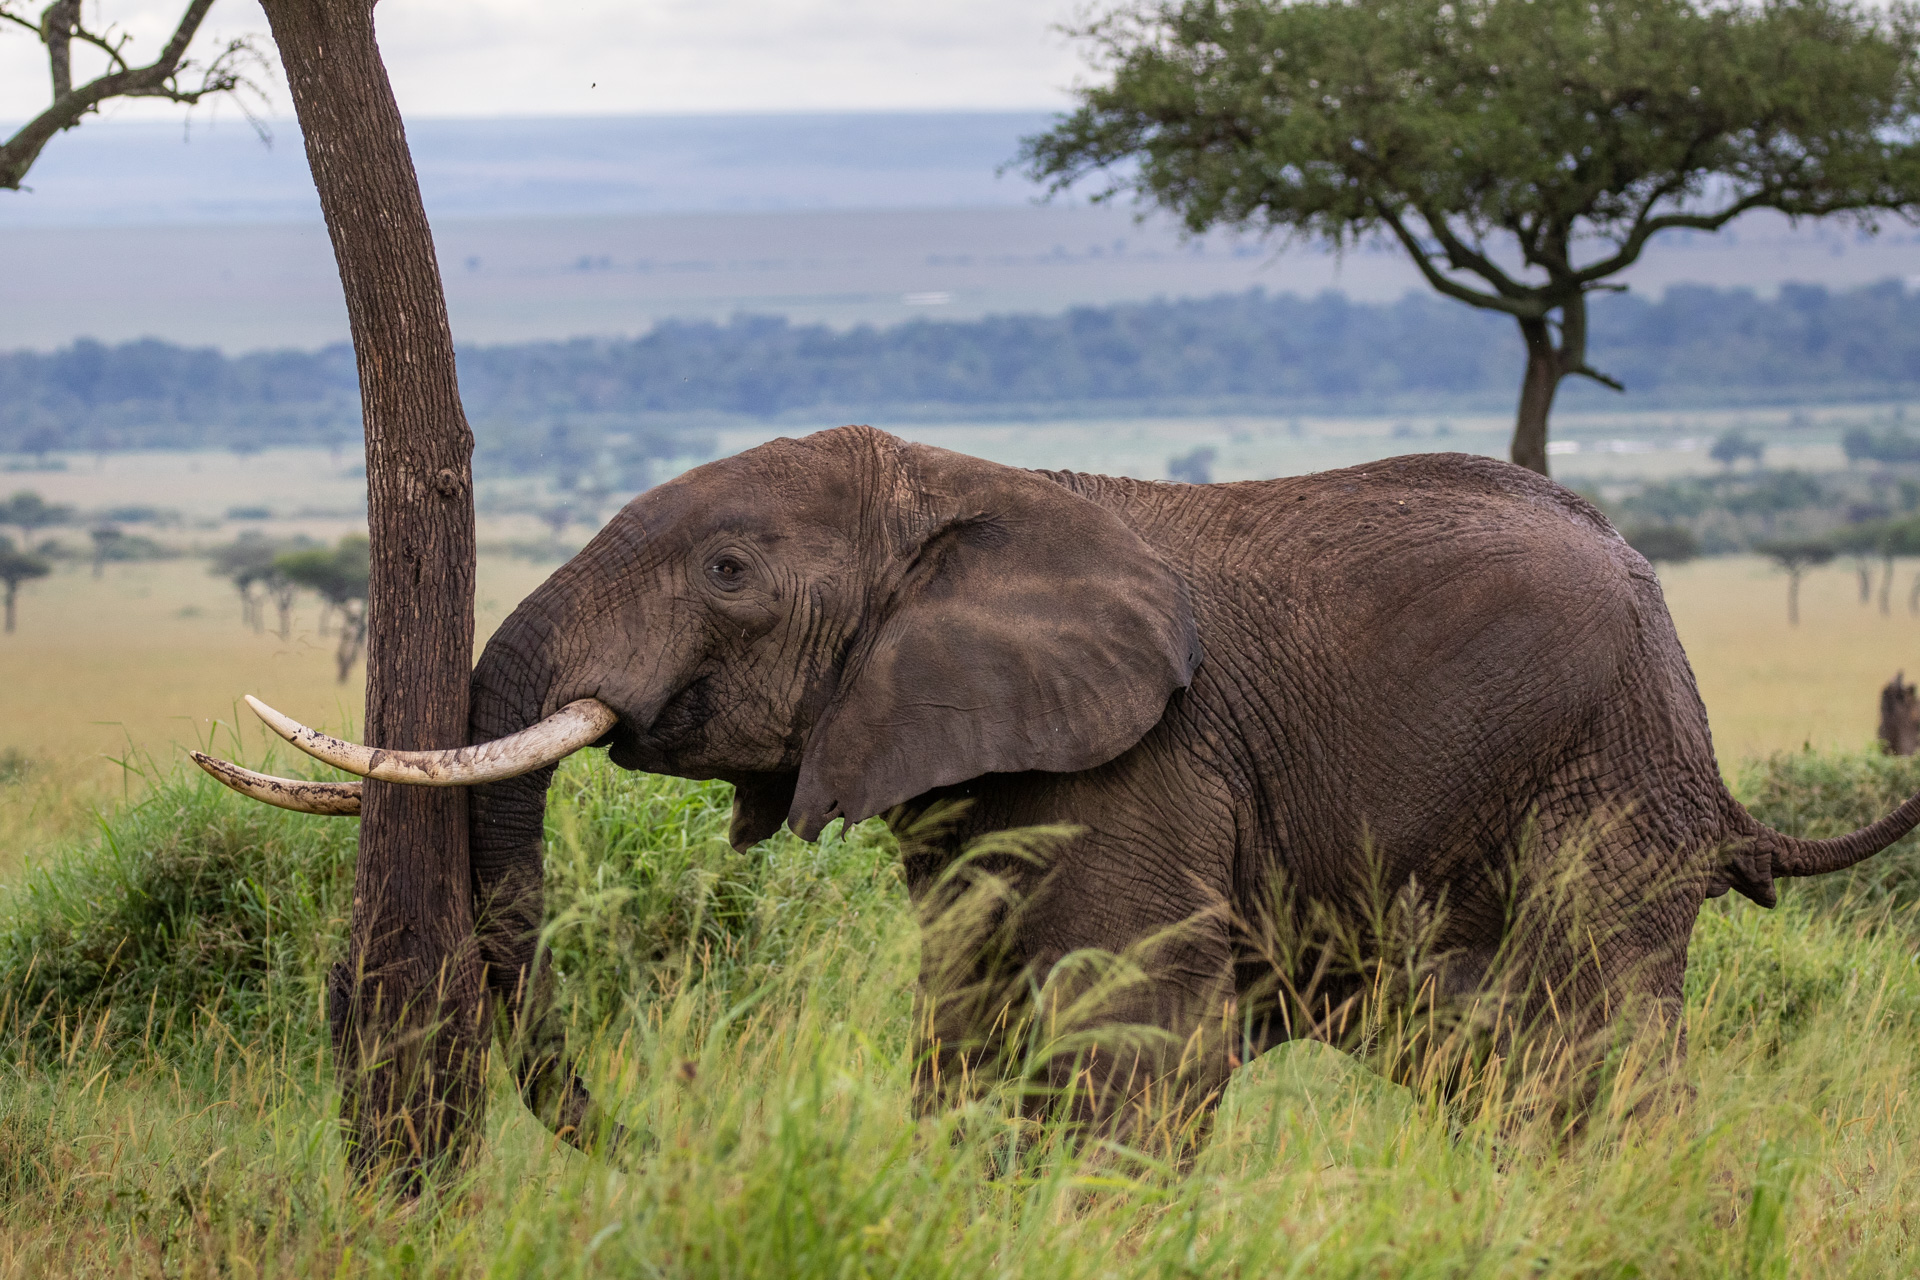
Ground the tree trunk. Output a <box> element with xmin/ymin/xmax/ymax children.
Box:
<box><xmin>259</xmin><ymin>0</ymin><xmax>485</xmax><ymax>1185</ymax></box>
<box><xmin>3</xmin><ymin>583</ymin><xmax>13</xmax><ymax>634</ymax></box>
<box><xmin>1510</xmin><ymin>318</ymin><xmax>1562</xmax><ymax>478</ymax></box>
<box><xmin>1788</xmin><ymin>569</ymin><xmax>1803</xmax><ymax>625</ymax></box>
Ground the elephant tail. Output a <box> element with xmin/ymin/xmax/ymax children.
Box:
<box><xmin>1727</xmin><ymin>784</ymin><xmax>1920</xmax><ymax>883</ymax></box>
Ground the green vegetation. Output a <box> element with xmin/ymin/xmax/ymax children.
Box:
<box><xmin>1624</xmin><ymin>524</ymin><xmax>1700</xmax><ymax>566</ymax></box>
<box><xmin>0</xmin><ymin>490</ymin><xmax>71</xmax><ymax>546</ymax></box>
<box><xmin>13</xmin><ymin>285</ymin><xmax>1920</xmax><ymax>478</ymax></box>
<box><xmin>0</xmin><ymin>746</ymin><xmax>1918</xmax><ymax>1272</ymax></box>
<box><xmin>1740</xmin><ymin>745</ymin><xmax>1920</xmax><ymax>911</ymax></box>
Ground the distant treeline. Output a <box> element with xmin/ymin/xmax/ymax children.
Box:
<box><xmin>7</xmin><ymin>281</ymin><xmax>1920</xmax><ymax>464</ymax></box>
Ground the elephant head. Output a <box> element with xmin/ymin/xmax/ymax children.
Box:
<box><xmin>195</xmin><ymin>427</ymin><xmax>1202</xmax><ymax>1124</ymax></box>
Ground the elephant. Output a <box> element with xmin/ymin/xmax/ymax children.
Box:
<box><xmin>200</xmin><ymin>425</ymin><xmax>1920</xmax><ymax>1144</ymax></box>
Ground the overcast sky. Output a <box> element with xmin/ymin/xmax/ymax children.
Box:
<box><xmin>1</xmin><ymin>0</ymin><xmax>1095</xmax><ymax>123</ymax></box>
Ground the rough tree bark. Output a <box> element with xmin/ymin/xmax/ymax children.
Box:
<box><xmin>1508</xmin><ymin>288</ymin><xmax>1620</xmax><ymax>478</ymax></box>
<box><xmin>257</xmin><ymin>0</ymin><xmax>486</xmax><ymax>1183</ymax></box>
<box><xmin>1510</xmin><ymin>318</ymin><xmax>1563</xmax><ymax>478</ymax></box>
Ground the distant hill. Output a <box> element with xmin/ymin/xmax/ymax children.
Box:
<box><xmin>0</xmin><ymin>112</ymin><xmax>1058</xmax><ymax>230</ymax></box>
<box><xmin>5</xmin><ymin>281</ymin><xmax>1918</xmax><ymax>479</ymax></box>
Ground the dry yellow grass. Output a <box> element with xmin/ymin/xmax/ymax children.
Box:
<box><xmin>0</xmin><ymin>554</ymin><xmax>555</xmax><ymax>860</ymax></box>
<box><xmin>1661</xmin><ymin>554</ymin><xmax>1918</xmax><ymax>759</ymax></box>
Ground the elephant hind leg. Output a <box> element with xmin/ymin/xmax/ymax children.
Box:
<box><xmin>1468</xmin><ymin>809</ymin><xmax>1700</xmax><ymax>1134</ymax></box>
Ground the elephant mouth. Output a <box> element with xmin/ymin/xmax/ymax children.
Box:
<box><xmin>191</xmin><ymin>694</ymin><xmax>621</xmax><ymax>815</ymax></box>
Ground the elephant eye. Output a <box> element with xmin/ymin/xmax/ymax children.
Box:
<box><xmin>708</xmin><ymin>556</ymin><xmax>748</xmax><ymax>590</ymax></box>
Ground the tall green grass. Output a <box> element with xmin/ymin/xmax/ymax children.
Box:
<box><xmin>0</xmin><ymin>748</ymin><xmax>1917</xmax><ymax>1275</ymax></box>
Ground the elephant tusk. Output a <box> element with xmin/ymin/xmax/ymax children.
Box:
<box><xmin>243</xmin><ymin>694</ymin><xmax>619</xmax><ymax>786</ymax></box>
<box><xmin>191</xmin><ymin>752</ymin><xmax>363</xmax><ymax>815</ymax></box>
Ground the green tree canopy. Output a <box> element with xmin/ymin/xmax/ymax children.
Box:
<box><xmin>1020</xmin><ymin>0</ymin><xmax>1920</xmax><ymax>475</ymax></box>
<box><xmin>1625</xmin><ymin>523</ymin><xmax>1700</xmax><ymax>565</ymax></box>
<box><xmin>1754</xmin><ymin>534</ymin><xmax>1836</xmax><ymax>624</ymax></box>
<box><xmin>0</xmin><ymin>490</ymin><xmax>73</xmax><ymax>545</ymax></box>
<box><xmin>276</xmin><ymin>536</ymin><xmax>370</xmax><ymax>683</ymax></box>
<box><xmin>274</xmin><ymin>535</ymin><xmax>369</xmax><ymax>607</ymax></box>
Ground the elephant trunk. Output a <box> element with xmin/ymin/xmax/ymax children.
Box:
<box><xmin>465</xmin><ymin>621</ymin><xmax>625</xmax><ymax>1151</ymax></box>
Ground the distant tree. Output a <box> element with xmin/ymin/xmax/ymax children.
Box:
<box><xmin>0</xmin><ymin>536</ymin><xmax>51</xmax><ymax>634</ymax></box>
<box><xmin>276</xmin><ymin>535</ymin><xmax>369</xmax><ymax>683</ymax></box>
<box><xmin>209</xmin><ymin>534</ymin><xmax>278</xmax><ymax>632</ymax></box>
<box><xmin>1831</xmin><ymin>521</ymin><xmax>1889</xmax><ymax>604</ymax></box>
<box><xmin>1625</xmin><ymin>524</ymin><xmax>1699</xmax><ymax>566</ymax></box>
<box><xmin>88</xmin><ymin>525</ymin><xmax>121</xmax><ymax>579</ymax></box>
<box><xmin>0</xmin><ymin>0</ymin><xmax>267</xmax><ymax>190</ymax></box>
<box><xmin>1021</xmin><ymin>0</ymin><xmax>1920</xmax><ymax>476</ymax></box>
<box><xmin>1167</xmin><ymin>446</ymin><xmax>1218</xmax><ymax>484</ymax></box>
<box><xmin>1754</xmin><ymin>536</ymin><xmax>1836</xmax><ymax>625</ymax></box>
<box><xmin>1842</xmin><ymin>425</ymin><xmax>1920</xmax><ymax>464</ymax></box>
<box><xmin>0</xmin><ymin>490</ymin><xmax>73</xmax><ymax>547</ymax></box>
<box><xmin>1880</xmin><ymin>517</ymin><xmax>1920</xmax><ymax>615</ymax></box>
<box><xmin>1710</xmin><ymin>431</ymin><xmax>1766</xmax><ymax>470</ymax></box>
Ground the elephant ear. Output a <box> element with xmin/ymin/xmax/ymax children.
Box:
<box><xmin>788</xmin><ymin>452</ymin><xmax>1202</xmax><ymax>841</ymax></box>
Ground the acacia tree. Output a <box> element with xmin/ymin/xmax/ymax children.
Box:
<box><xmin>89</xmin><ymin>526</ymin><xmax>122</xmax><ymax>579</ymax></box>
<box><xmin>0</xmin><ymin>490</ymin><xmax>72</xmax><ymax>547</ymax></box>
<box><xmin>276</xmin><ymin>536</ymin><xmax>369</xmax><ymax>682</ymax></box>
<box><xmin>209</xmin><ymin>533</ymin><xmax>314</xmax><ymax>634</ymax></box>
<box><xmin>1756</xmin><ymin>536</ymin><xmax>1835</xmax><ymax>624</ymax></box>
<box><xmin>0</xmin><ymin>536</ymin><xmax>51</xmax><ymax>634</ymax></box>
<box><xmin>1021</xmin><ymin>0</ymin><xmax>1920</xmax><ymax>475</ymax></box>
<box><xmin>1</xmin><ymin>0</ymin><xmax>265</xmax><ymax>190</ymax></box>
<box><xmin>254</xmin><ymin>0</ymin><xmax>484</xmax><ymax>1184</ymax></box>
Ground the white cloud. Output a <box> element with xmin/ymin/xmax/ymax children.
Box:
<box><xmin>1</xmin><ymin>0</ymin><xmax>1095</xmax><ymax>122</ymax></box>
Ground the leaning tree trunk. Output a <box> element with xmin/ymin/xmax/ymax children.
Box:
<box><xmin>1511</xmin><ymin>317</ymin><xmax>1564</xmax><ymax>479</ymax></box>
<box><xmin>259</xmin><ymin>0</ymin><xmax>486</xmax><ymax>1184</ymax></box>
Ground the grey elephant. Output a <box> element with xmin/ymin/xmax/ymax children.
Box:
<box><xmin>200</xmin><ymin>426</ymin><xmax>1920</xmax><ymax>1141</ymax></box>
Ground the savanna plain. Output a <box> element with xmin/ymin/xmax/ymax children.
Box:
<box><xmin>2</xmin><ymin>438</ymin><xmax>1920</xmax><ymax>1276</ymax></box>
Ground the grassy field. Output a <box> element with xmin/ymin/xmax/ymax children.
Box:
<box><xmin>0</xmin><ymin>749</ymin><xmax>1917</xmax><ymax>1275</ymax></box>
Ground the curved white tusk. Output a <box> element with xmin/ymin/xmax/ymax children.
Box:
<box><xmin>244</xmin><ymin>694</ymin><xmax>619</xmax><ymax>786</ymax></box>
<box><xmin>191</xmin><ymin>752</ymin><xmax>363</xmax><ymax>816</ymax></box>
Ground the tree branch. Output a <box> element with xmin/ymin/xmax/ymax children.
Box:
<box><xmin>1570</xmin><ymin>364</ymin><xmax>1626</xmax><ymax>392</ymax></box>
<box><xmin>42</xmin><ymin>0</ymin><xmax>77</xmax><ymax>96</ymax></box>
<box><xmin>1375</xmin><ymin>202</ymin><xmax>1537</xmax><ymax>318</ymax></box>
<box><xmin>1410</xmin><ymin>204</ymin><xmax>1542</xmax><ymax>304</ymax></box>
<box><xmin>1572</xmin><ymin>187</ymin><xmax>1772</xmax><ymax>285</ymax></box>
<box><xmin>0</xmin><ymin>0</ymin><xmax>261</xmax><ymax>192</ymax></box>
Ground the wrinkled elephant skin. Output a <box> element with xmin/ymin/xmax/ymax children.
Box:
<box><xmin>460</xmin><ymin>426</ymin><xmax>1920</xmax><ymax>1136</ymax></box>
